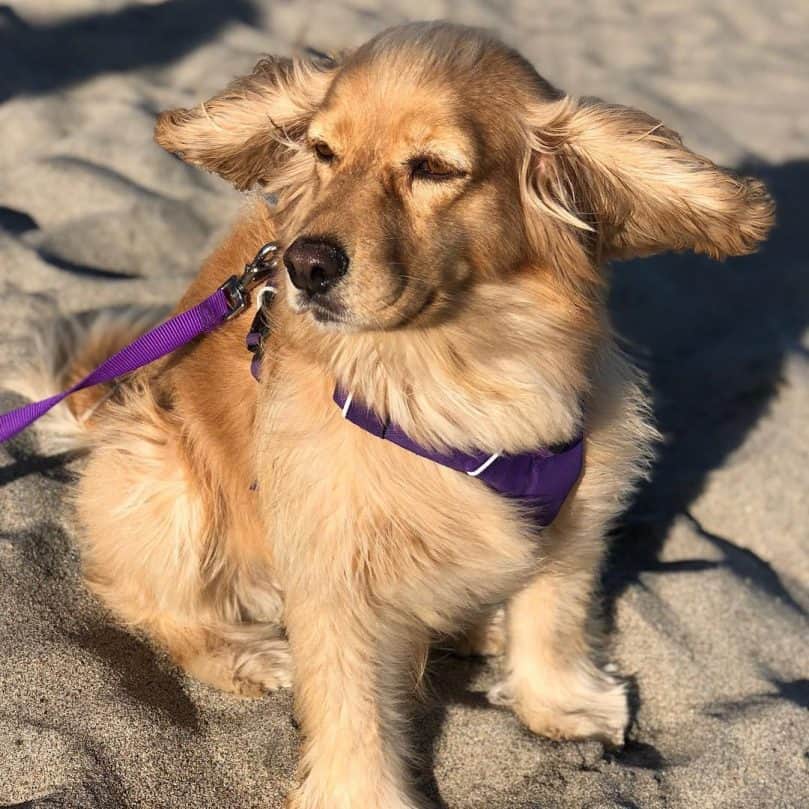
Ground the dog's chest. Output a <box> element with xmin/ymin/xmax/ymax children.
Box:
<box><xmin>252</xmin><ymin>357</ymin><xmax>533</xmax><ymax>589</ymax></box>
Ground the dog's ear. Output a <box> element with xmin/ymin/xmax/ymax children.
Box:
<box><xmin>154</xmin><ymin>55</ymin><xmax>339</xmax><ymax>191</ymax></box>
<box><xmin>521</xmin><ymin>98</ymin><xmax>774</xmax><ymax>266</ymax></box>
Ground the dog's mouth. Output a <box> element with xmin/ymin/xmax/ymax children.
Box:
<box><xmin>289</xmin><ymin>280</ymin><xmax>440</xmax><ymax>332</ymax></box>
<box><xmin>292</xmin><ymin>294</ymin><xmax>349</xmax><ymax>327</ymax></box>
<box><xmin>310</xmin><ymin>302</ymin><xmax>346</xmax><ymax>324</ymax></box>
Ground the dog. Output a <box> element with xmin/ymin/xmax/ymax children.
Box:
<box><xmin>29</xmin><ymin>21</ymin><xmax>773</xmax><ymax>809</ymax></box>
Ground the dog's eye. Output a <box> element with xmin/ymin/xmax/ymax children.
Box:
<box><xmin>410</xmin><ymin>156</ymin><xmax>463</xmax><ymax>182</ymax></box>
<box><xmin>313</xmin><ymin>141</ymin><xmax>335</xmax><ymax>163</ymax></box>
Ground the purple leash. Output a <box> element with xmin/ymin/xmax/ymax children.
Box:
<box><xmin>0</xmin><ymin>242</ymin><xmax>280</xmax><ymax>444</ymax></box>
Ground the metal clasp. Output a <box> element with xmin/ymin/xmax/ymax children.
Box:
<box><xmin>220</xmin><ymin>241</ymin><xmax>281</xmax><ymax>319</ymax></box>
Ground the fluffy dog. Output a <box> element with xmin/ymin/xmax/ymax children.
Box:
<box><xmin>36</xmin><ymin>21</ymin><xmax>772</xmax><ymax>809</ymax></box>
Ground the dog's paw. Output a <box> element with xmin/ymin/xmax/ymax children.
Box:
<box><xmin>489</xmin><ymin>668</ymin><xmax>628</xmax><ymax>747</ymax></box>
<box><xmin>186</xmin><ymin>634</ymin><xmax>293</xmax><ymax>697</ymax></box>
<box><xmin>231</xmin><ymin>636</ymin><xmax>294</xmax><ymax>695</ymax></box>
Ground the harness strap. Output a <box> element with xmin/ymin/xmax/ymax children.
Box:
<box><xmin>333</xmin><ymin>387</ymin><xmax>584</xmax><ymax>527</ymax></box>
<box><xmin>245</xmin><ymin>296</ymin><xmax>583</xmax><ymax>528</ymax></box>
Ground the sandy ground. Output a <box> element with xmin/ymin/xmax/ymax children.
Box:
<box><xmin>1</xmin><ymin>1</ymin><xmax>808</xmax><ymax>807</ymax></box>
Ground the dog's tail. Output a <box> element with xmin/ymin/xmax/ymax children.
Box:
<box><xmin>3</xmin><ymin>305</ymin><xmax>167</xmax><ymax>453</ymax></box>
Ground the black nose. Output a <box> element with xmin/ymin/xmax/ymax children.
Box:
<box><xmin>283</xmin><ymin>237</ymin><xmax>349</xmax><ymax>297</ymax></box>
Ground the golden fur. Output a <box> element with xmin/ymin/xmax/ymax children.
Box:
<box><xmin>33</xmin><ymin>22</ymin><xmax>773</xmax><ymax>809</ymax></box>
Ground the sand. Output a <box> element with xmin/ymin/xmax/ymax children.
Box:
<box><xmin>1</xmin><ymin>1</ymin><xmax>807</xmax><ymax>807</ymax></box>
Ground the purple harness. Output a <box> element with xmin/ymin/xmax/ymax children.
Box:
<box><xmin>1</xmin><ymin>242</ymin><xmax>583</xmax><ymax>527</ymax></box>
<box><xmin>332</xmin><ymin>388</ymin><xmax>583</xmax><ymax>527</ymax></box>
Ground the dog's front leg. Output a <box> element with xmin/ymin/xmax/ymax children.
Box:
<box><xmin>283</xmin><ymin>587</ymin><xmax>428</xmax><ymax>809</ymax></box>
<box><xmin>489</xmin><ymin>520</ymin><xmax>629</xmax><ymax>747</ymax></box>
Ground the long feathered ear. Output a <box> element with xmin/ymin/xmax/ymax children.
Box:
<box><xmin>521</xmin><ymin>97</ymin><xmax>775</xmax><ymax>267</ymax></box>
<box><xmin>154</xmin><ymin>54</ymin><xmax>340</xmax><ymax>191</ymax></box>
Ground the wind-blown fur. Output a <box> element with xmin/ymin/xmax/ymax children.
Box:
<box><xmin>21</xmin><ymin>22</ymin><xmax>773</xmax><ymax>809</ymax></box>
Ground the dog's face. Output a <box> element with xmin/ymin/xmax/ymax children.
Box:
<box><xmin>156</xmin><ymin>22</ymin><xmax>774</xmax><ymax>334</ymax></box>
<box><xmin>279</xmin><ymin>52</ymin><xmax>532</xmax><ymax>330</ymax></box>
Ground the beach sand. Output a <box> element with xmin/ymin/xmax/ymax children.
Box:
<box><xmin>1</xmin><ymin>2</ymin><xmax>807</xmax><ymax>806</ymax></box>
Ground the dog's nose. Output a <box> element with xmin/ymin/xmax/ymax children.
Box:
<box><xmin>283</xmin><ymin>237</ymin><xmax>349</xmax><ymax>297</ymax></box>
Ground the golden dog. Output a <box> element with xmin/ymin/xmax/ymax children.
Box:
<box><xmin>35</xmin><ymin>21</ymin><xmax>773</xmax><ymax>809</ymax></box>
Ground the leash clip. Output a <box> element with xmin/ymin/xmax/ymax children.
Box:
<box><xmin>220</xmin><ymin>241</ymin><xmax>280</xmax><ymax>319</ymax></box>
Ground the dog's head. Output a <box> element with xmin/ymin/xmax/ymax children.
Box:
<box><xmin>156</xmin><ymin>22</ymin><xmax>774</xmax><ymax>334</ymax></box>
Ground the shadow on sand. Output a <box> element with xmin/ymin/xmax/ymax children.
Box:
<box><xmin>0</xmin><ymin>0</ymin><xmax>258</xmax><ymax>101</ymax></box>
<box><xmin>604</xmin><ymin>159</ymin><xmax>809</xmax><ymax>616</ymax></box>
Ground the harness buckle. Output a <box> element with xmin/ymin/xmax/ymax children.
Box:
<box><xmin>220</xmin><ymin>241</ymin><xmax>281</xmax><ymax>319</ymax></box>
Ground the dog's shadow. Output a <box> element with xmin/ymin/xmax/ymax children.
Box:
<box><xmin>415</xmin><ymin>158</ymin><xmax>809</xmax><ymax>804</ymax></box>
<box><xmin>412</xmin><ymin>652</ymin><xmax>495</xmax><ymax>809</ymax></box>
<box><xmin>603</xmin><ymin>158</ymin><xmax>809</xmax><ymax>616</ymax></box>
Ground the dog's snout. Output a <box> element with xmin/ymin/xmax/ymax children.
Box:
<box><xmin>284</xmin><ymin>237</ymin><xmax>349</xmax><ymax>297</ymax></box>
